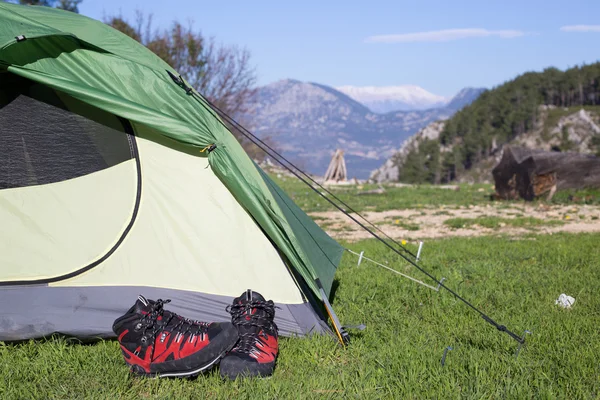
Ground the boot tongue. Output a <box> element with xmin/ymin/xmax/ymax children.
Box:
<box><xmin>132</xmin><ymin>295</ymin><xmax>166</xmax><ymax>315</ymax></box>
<box><xmin>236</xmin><ymin>290</ymin><xmax>267</xmax><ymax>336</ymax></box>
<box><xmin>244</xmin><ymin>289</ymin><xmax>266</xmax><ymax>303</ymax></box>
<box><xmin>242</xmin><ymin>289</ymin><xmax>268</xmax><ymax>323</ymax></box>
<box><xmin>131</xmin><ymin>295</ymin><xmax>151</xmax><ymax>313</ymax></box>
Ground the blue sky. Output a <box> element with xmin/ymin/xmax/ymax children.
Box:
<box><xmin>80</xmin><ymin>0</ymin><xmax>600</xmax><ymax>97</ymax></box>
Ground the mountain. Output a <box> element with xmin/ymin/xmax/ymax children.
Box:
<box><xmin>372</xmin><ymin>63</ymin><xmax>600</xmax><ymax>184</ymax></box>
<box><xmin>458</xmin><ymin>106</ymin><xmax>600</xmax><ymax>183</ymax></box>
<box><xmin>247</xmin><ymin>79</ymin><xmax>484</xmax><ymax>179</ymax></box>
<box><xmin>444</xmin><ymin>87</ymin><xmax>487</xmax><ymax>111</ymax></box>
<box><xmin>371</xmin><ymin>106</ymin><xmax>600</xmax><ymax>184</ymax></box>
<box><xmin>370</xmin><ymin>121</ymin><xmax>446</xmax><ymax>182</ymax></box>
<box><xmin>336</xmin><ymin>85</ymin><xmax>447</xmax><ymax>113</ymax></box>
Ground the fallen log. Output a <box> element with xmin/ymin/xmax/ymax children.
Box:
<box><xmin>492</xmin><ymin>146</ymin><xmax>600</xmax><ymax>200</ymax></box>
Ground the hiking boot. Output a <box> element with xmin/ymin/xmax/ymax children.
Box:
<box><xmin>112</xmin><ymin>295</ymin><xmax>238</xmax><ymax>378</ymax></box>
<box><xmin>220</xmin><ymin>289</ymin><xmax>279</xmax><ymax>379</ymax></box>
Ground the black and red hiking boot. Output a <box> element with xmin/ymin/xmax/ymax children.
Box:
<box><xmin>112</xmin><ymin>295</ymin><xmax>238</xmax><ymax>378</ymax></box>
<box><xmin>220</xmin><ymin>290</ymin><xmax>279</xmax><ymax>379</ymax></box>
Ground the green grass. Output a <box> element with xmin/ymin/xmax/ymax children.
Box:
<box><xmin>271</xmin><ymin>175</ymin><xmax>496</xmax><ymax>212</ymax></box>
<box><xmin>317</xmin><ymin>221</ymin><xmax>336</xmax><ymax>230</ymax></box>
<box><xmin>433</xmin><ymin>210</ymin><xmax>452</xmax><ymax>216</ymax></box>
<box><xmin>444</xmin><ymin>216</ymin><xmax>565</xmax><ymax>230</ymax></box>
<box><xmin>272</xmin><ymin>174</ymin><xmax>600</xmax><ymax>212</ymax></box>
<box><xmin>384</xmin><ymin>217</ymin><xmax>420</xmax><ymax>231</ymax></box>
<box><xmin>2</xmin><ymin>233</ymin><xmax>599</xmax><ymax>398</ymax></box>
<box><xmin>549</xmin><ymin>187</ymin><xmax>600</xmax><ymax>206</ymax></box>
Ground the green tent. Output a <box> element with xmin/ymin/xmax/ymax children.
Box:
<box><xmin>0</xmin><ymin>2</ymin><xmax>344</xmax><ymax>341</ymax></box>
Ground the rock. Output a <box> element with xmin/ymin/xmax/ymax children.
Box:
<box><xmin>369</xmin><ymin>121</ymin><xmax>447</xmax><ymax>183</ymax></box>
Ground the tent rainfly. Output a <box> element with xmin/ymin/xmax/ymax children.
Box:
<box><xmin>492</xmin><ymin>146</ymin><xmax>600</xmax><ymax>200</ymax></box>
<box><xmin>323</xmin><ymin>149</ymin><xmax>347</xmax><ymax>182</ymax></box>
<box><xmin>0</xmin><ymin>3</ymin><xmax>345</xmax><ymax>341</ymax></box>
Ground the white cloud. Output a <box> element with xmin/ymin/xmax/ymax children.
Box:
<box><xmin>560</xmin><ymin>25</ymin><xmax>600</xmax><ymax>32</ymax></box>
<box><xmin>364</xmin><ymin>28</ymin><xmax>526</xmax><ymax>43</ymax></box>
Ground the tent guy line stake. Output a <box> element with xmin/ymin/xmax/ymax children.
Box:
<box><xmin>357</xmin><ymin>251</ymin><xmax>364</xmax><ymax>266</ymax></box>
<box><xmin>436</xmin><ymin>277</ymin><xmax>447</xmax><ymax>291</ymax></box>
<box><xmin>441</xmin><ymin>346</ymin><xmax>453</xmax><ymax>367</ymax></box>
<box><xmin>346</xmin><ymin>249</ymin><xmax>440</xmax><ymax>291</ymax></box>
<box><xmin>185</xmin><ymin>89</ymin><xmax>526</xmax><ymax>346</ymax></box>
<box><xmin>515</xmin><ymin>330</ymin><xmax>531</xmax><ymax>358</ymax></box>
<box><xmin>416</xmin><ymin>241</ymin><xmax>424</xmax><ymax>262</ymax></box>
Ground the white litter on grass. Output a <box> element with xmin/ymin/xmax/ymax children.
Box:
<box><xmin>555</xmin><ymin>294</ymin><xmax>576</xmax><ymax>308</ymax></box>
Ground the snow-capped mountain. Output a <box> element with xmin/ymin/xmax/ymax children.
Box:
<box><xmin>247</xmin><ymin>80</ymin><xmax>484</xmax><ymax>179</ymax></box>
<box><xmin>336</xmin><ymin>85</ymin><xmax>448</xmax><ymax>113</ymax></box>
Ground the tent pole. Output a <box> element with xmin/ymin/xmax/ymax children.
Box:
<box><xmin>315</xmin><ymin>278</ymin><xmax>349</xmax><ymax>346</ymax></box>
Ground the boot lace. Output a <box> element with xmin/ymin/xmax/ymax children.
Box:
<box><xmin>139</xmin><ymin>299</ymin><xmax>210</xmax><ymax>344</ymax></box>
<box><xmin>226</xmin><ymin>300</ymin><xmax>278</xmax><ymax>354</ymax></box>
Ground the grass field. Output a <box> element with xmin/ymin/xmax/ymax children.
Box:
<box><xmin>270</xmin><ymin>173</ymin><xmax>600</xmax><ymax>213</ymax></box>
<box><xmin>443</xmin><ymin>216</ymin><xmax>565</xmax><ymax>230</ymax></box>
<box><xmin>271</xmin><ymin>176</ymin><xmax>497</xmax><ymax>213</ymax></box>
<box><xmin>2</xmin><ymin>231</ymin><xmax>599</xmax><ymax>398</ymax></box>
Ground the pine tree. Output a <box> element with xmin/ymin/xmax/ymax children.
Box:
<box><xmin>422</xmin><ymin>62</ymin><xmax>600</xmax><ymax>183</ymax></box>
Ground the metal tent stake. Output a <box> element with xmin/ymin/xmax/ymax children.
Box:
<box><xmin>515</xmin><ymin>330</ymin><xmax>531</xmax><ymax>358</ymax></box>
<box><xmin>416</xmin><ymin>241</ymin><xmax>424</xmax><ymax>262</ymax></box>
<box><xmin>441</xmin><ymin>346</ymin><xmax>453</xmax><ymax>367</ymax></box>
<box><xmin>436</xmin><ymin>277</ymin><xmax>447</xmax><ymax>291</ymax></box>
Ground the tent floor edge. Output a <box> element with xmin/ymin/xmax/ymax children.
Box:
<box><xmin>0</xmin><ymin>285</ymin><xmax>326</xmax><ymax>341</ymax></box>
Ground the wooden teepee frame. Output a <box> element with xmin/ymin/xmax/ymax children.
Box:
<box><xmin>323</xmin><ymin>149</ymin><xmax>347</xmax><ymax>182</ymax></box>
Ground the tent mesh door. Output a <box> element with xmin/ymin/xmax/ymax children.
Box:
<box><xmin>0</xmin><ymin>86</ymin><xmax>134</xmax><ymax>190</ymax></box>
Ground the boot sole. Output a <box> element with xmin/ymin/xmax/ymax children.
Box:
<box><xmin>130</xmin><ymin>324</ymin><xmax>239</xmax><ymax>378</ymax></box>
<box><xmin>220</xmin><ymin>359</ymin><xmax>276</xmax><ymax>380</ymax></box>
<box><xmin>130</xmin><ymin>341</ymin><xmax>237</xmax><ymax>378</ymax></box>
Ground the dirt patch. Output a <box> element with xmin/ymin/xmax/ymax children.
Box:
<box><xmin>310</xmin><ymin>204</ymin><xmax>600</xmax><ymax>242</ymax></box>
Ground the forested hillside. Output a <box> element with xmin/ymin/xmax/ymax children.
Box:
<box><xmin>248</xmin><ymin>80</ymin><xmax>482</xmax><ymax>178</ymax></box>
<box><xmin>400</xmin><ymin>62</ymin><xmax>600</xmax><ymax>183</ymax></box>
